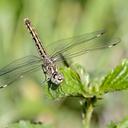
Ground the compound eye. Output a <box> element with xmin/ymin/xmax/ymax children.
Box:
<box><xmin>52</xmin><ymin>73</ymin><xmax>63</xmax><ymax>84</ymax></box>
<box><xmin>57</xmin><ymin>76</ymin><xmax>62</xmax><ymax>81</ymax></box>
<box><xmin>57</xmin><ymin>74</ymin><xmax>63</xmax><ymax>82</ymax></box>
<box><xmin>53</xmin><ymin>73</ymin><xmax>57</xmax><ymax>79</ymax></box>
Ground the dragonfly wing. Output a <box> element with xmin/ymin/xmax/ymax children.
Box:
<box><xmin>48</xmin><ymin>29</ymin><xmax>105</xmax><ymax>58</ymax></box>
<box><xmin>0</xmin><ymin>55</ymin><xmax>42</xmax><ymax>88</ymax></box>
<box><xmin>53</xmin><ymin>38</ymin><xmax>120</xmax><ymax>62</ymax></box>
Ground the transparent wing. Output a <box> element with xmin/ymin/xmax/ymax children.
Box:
<box><xmin>47</xmin><ymin>29</ymin><xmax>105</xmax><ymax>58</ymax></box>
<box><xmin>0</xmin><ymin>55</ymin><xmax>42</xmax><ymax>88</ymax></box>
<box><xmin>52</xmin><ymin>38</ymin><xmax>120</xmax><ymax>62</ymax></box>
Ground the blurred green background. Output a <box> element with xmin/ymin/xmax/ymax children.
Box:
<box><xmin>0</xmin><ymin>0</ymin><xmax>128</xmax><ymax>128</ymax></box>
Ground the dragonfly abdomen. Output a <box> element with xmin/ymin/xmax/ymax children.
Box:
<box><xmin>24</xmin><ymin>18</ymin><xmax>47</xmax><ymax>59</ymax></box>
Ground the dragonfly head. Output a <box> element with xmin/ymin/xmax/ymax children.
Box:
<box><xmin>51</xmin><ymin>72</ymin><xmax>64</xmax><ymax>85</ymax></box>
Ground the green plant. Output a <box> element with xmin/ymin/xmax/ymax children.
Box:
<box><xmin>42</xmin><ymin>59</ymin><xmax>128</xmax><ymax>128</ymax></box>
<box><xmin>5</xmin><ymin>59</ymin><xmax>128</xmax><ymax>128</ymax></box>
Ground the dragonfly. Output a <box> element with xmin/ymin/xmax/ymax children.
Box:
<box><xmin>0</xmin><ymin>18</ymin><xmax>120</xmax><ymax>89</ymax></box>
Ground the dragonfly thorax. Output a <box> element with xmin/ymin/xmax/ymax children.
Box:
<box><xmin>43</xmin><ymin>59</ymin><xmax>64</xmax><ymax>85</ymax></box>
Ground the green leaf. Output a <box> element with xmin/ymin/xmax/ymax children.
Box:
<box><xmin>44</xmin><ymin>66</ymin><xmax>90</xmax><ymax>99</ymax></box>
<box><xmin>8</xmin><ymin>120</ymin><xmax>54</xmax><ymax>128</ymax></box>
<box><xmin>43</xmin><ymin>59</ymin><xmax>128</xmax><ymax>98</ymax></box>
<box><xmin>107</xmin><ymin>116</ymin><xmax>128</xmax><ymax>128</ymax></box>
<box><xmin>99</xmin><ymin>59</ymin><xmax>128</xmax><ymax>93</ymax></box>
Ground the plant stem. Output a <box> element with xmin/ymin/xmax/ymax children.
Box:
<box><xmin>82</xmin><ymin>97</ymin><xmax>96</xmax><ymax>128</ymax></box>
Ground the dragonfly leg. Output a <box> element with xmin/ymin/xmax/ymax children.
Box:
<box><xmin>59</xmin><ymin>53</ymin><xmax>70</xmax><ymax>67</ymax></box>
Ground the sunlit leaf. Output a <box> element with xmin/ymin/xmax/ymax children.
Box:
<box><xmin>44</xmin><ymin>66</ymin><xmax>90</xmax><ymax>99</ymax></box>
<box><xmin>99</xmin><ymin>59</ymin><xmax>128</xmax><ymax>93</ymax></box>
